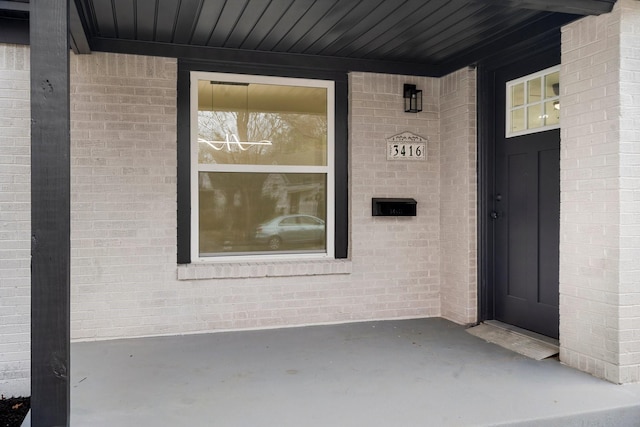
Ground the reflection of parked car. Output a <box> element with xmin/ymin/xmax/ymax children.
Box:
<box><xmin>255</xmin><ymin>214</ymin><xmax>325</xmax><ymax>250</ymax></box>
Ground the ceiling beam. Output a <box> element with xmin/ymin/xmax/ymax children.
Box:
<box><xmin>0</xmin><ymin>1</ymin><xmax>91</xmax><ymax>53</ymax></box>
<box><xmin>470</xmin><ymin>0</ymin><xmax>616</xmax><ymax>15</ymax></box>
<box><xmin>0</xmin><ymin>16</ymin><xmax>28</xmax><ymax>44</ymax></box>
<box><xmin>0</xmin><ymin>0</ymin><xmax>28</xmax><ymax>12</ymax></box>
<box><xmin>69</xmin><ymin>0</ymin><xmax>91</xmax><ymax>54</ymax></box>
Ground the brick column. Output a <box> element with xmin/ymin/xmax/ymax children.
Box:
<box><xmin>440</xmin><ymin>67</ymin><xmax>478</xmax><ymax>325</ymax></box>
<box><xmin>560</xmin><ymin>0</ymin><xmax>640</xmax><ymax>384</ymax></box>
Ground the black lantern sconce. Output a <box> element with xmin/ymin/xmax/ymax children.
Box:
<box><xmin>403</xmin><ymin>84</ymin><xmax>422</xmax><ymax>113</ymax></box>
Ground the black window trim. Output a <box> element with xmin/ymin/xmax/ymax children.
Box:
<box><xmin>177</xmin><ymin>59</ymin><xmax>348</xmax><ymax>263</ymax></box>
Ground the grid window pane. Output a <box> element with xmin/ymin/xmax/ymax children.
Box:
<box><xmin>545</xmin><ymin>101</ymin><xmax>560</xmax><ymax>126</ymax></box>
<box><xmin>544</xmin><ymin>72</ymin><xmax>560</xmax><ymax>100</ymax></box>
<box><xmin>511</xmin><ymin>108</ymin><xmax>525</xmax><ymax>133</ymax></box>
<box><xmin>527</xmin><ymin>104</ymin><xmax>544</xmax><ymax>129</ymax></box>
<box><xmin>528</xmin><ymin>77</ymin><xmax>542</xmax><ymax>103</ymax></box>
<box><xmin>511</xmin><ymin>83</ymin><xmax>525</xmax><ymax>107</ymax></box>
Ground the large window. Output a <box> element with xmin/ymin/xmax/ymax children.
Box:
<box><xmin>506</xmin><ymin>65</ymin><xmax>560</xmax><ymax>138</ymax></box>
<box><xmin>190</xmin><ymin>72</ymin><xmax>335</xmax><ymax>260</ymax></box>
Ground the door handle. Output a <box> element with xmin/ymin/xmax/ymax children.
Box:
<box><xmin>490</xmin><ymin>211</ymin><xmax>500</xmax><ymax>219</ymax></box>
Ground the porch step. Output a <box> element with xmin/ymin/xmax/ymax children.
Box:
<box><xmin>494</xmin><ymin>405</ymin><xmax>640</xmax><ymax>426</ymax></box>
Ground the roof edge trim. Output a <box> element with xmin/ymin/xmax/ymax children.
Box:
<box><xmin>469</xmin><ymin>0</ymin><xmax>616</xmax><ymax>15</ymax></box>
<box><xmin>90</xmin><ymin>37</ymin><xmax>443</xmax><ymax>77</ymax></box>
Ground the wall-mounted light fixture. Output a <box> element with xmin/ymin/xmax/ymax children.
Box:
<box><xmin>403</xmin><ymin>84</ymin><xmax>422</xmax><ymax>113</ymax></box>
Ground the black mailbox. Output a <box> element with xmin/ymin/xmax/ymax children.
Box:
<box><xmin>372</xmin><ymin>198</ymin><xmax>417</xmax><ymax>216</ymax></box>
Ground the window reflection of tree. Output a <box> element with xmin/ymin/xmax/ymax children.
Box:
<box><xmin>197</xmin><ymin>109</ymin><xmax>327</xmax><ymax>251</ymax></box>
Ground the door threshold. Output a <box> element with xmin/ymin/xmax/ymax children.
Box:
<box><xmin>467</xmin><ymin>320</ymin><xmax>559</xmax><ymax>360</ymax></box>
<box><xmin>484</xmin><ymin>320</ymin><xmax>559</xmax><ymax>346</ymax></box>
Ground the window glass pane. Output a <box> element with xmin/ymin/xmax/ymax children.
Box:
<box><xmin>545</xmin><ymin>101</ymin><xmax>560</xmax><ymax>126</ymax></box>
<box><xmin>511</xmin><ymin>108</ymin><xmax>525</xmax><ymax>133</ymax></box>
<box><xmin>511</xmin><ymin>83</ymin><xmax>524</xmax><ymax>107</ymax></box>
<box><xmin>527</xmin><ymin>104</ymin><xmax>544</xmax><ymax>129</ymax></box>
<box><xmin>511</xmin><ymin>83</ymin><xmax>525</xmax><ymax>107</ymax></box>
<box><xmin>199</xmin><ymin>172</ymin><xmax>327</xmax><ymax>256</ymax></box>
<box><xmin>544</xmin><ymin>71</ymin><xmax>560</xmax><ymax>100</ymax></box>
<box><xmin>197</xmin><ymin>81</ymin><xmax>327</xmax><ymax>166</ymax></box>
<box><xmin>528</xmin><ymin>77</ymin><xmax>542</xmax><ymax>103</ymax></box>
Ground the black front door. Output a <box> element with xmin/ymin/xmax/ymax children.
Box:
<box><xmin>489</xmin><ymin>61</ymin><xmax>560</xmax><ymax>339</ymax></box>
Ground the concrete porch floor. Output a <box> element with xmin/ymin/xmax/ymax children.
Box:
<box><xmin>68</xmin><ymin>318</ymin><xmax>640</xmax><ymax>426</ymax></box>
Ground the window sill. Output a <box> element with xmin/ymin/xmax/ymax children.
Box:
<box><xmin>177</xmin><ymin>259</ymin><xmax>352</xmax><ymax>280</ymax></box>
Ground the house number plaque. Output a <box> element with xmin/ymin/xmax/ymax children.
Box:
<box><xmin>386</xmin><ymin>132</ymin><xmax>427</xmax><ymax>161</ymax></box>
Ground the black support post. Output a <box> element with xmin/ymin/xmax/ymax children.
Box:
<box><xmin>30</xmin><ymin>1</ymin><xmax>71</xmax><ymax>426</ymax></box>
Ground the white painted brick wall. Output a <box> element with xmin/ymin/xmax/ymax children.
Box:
<box><xmin>617</xmin><ymin>0</ymin><xmax>640</xmax><ymax>384</ymax></box>
<box><xmin>349</xmin><ymin>72</ymin><xmax>441</xmax><ymax>318</ymax></box>
<box><xmin>69</xmin><ymin>53</ymin><xmax>180</xmax><ymax>339</ymax></box>
<box><xmin>0</xmin><ymin>47</ymin><xmax>480</xmax><ymax>393</ymax></box>
<box><xmin>439</xmin><ymin>67</ymin><xmax>478</xmax><ymax>325</ymax></box>
<box><xmin>560</xmin><ymin>0</ymin><xmax>640</xmax><ymax>383</ymax></box>
<box><xmin>0</xmin><ymin>44</ymin><xmax>30</xmax><ymax>397</ymax></box>
<box><xmin>69</xmin><ymin>59</ymin><xmax>442</xmax><ymax>341</ymax></box>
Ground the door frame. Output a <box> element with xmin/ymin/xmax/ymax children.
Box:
<box><xmin>477</xmin><ymin>29</ymin><xmax>562</xmax><ymax>324</ymax></box>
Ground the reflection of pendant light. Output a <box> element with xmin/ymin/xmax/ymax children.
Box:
<box><xmin>198</xmin><ymin>134</ymin><xmax>272</xmax><ymax>151</ymax></box>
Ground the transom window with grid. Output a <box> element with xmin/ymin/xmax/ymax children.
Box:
<box><xmin>506</xmin><ymin>66</ymin><xmax>560</xmax><ymax>138</ymax></box>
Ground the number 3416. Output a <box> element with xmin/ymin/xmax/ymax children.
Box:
<box><xmin>388</xmin><ymin>142</ymin><xmax>426</xmax><ymax>160</ymax></box>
